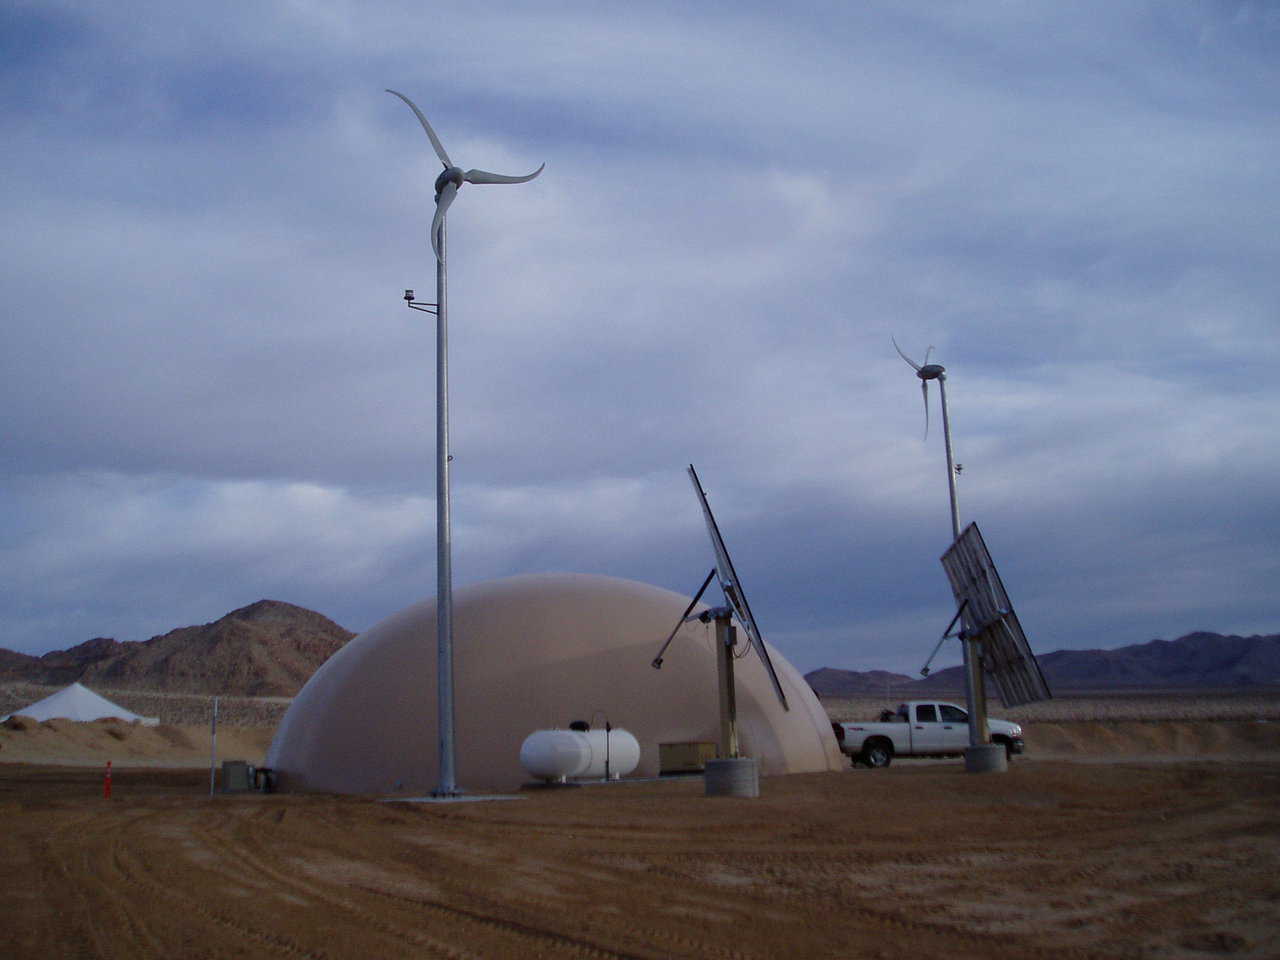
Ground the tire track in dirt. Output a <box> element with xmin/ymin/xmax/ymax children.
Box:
<box><xmin>57</xmin><ymin>810</ymin><xmax>165</xmax><ymax>958</ymax></box>
<box><xmin>105</xmin><ymin>807</ymin><xmax>331</xmax><ymax>959</ymax></box>
<box><xmin>194</xmin><ymin>803</ymin><xmax>654</xmax><ymax>959</ymax></box>
<box><xmin>389</xmin><ymin>817</ymin><xmax>768</xmax><ymax>959</ymax></box>
<box><xmin>184</xmin><ymin>810</ymin><xmax>469</xmax><ymax>959</ymax></box>
<box><xmin>396</xmin><ymin>830</ymin><xmax>758</xmax><ymax>958</ymax></box>
<box><xmin>83</xmin><ymin>809</ymin><xmax>169</xmax><ymax>958</ymax></box>
<box><xmin>519</xmin><ymin>843</ymin><xmax>1019</xmax><ymax>959</ymax></box>
<box><xmin>644</xmin><ymin>845</ymin><xmax>1132</xmax><ymax>960</ymax></box>
<box><xmin>29</xmin><ymin>814</ymin><xmax>107</xmax><ymax>960</ymax></box>
<box><xmin>348</xmin><ymin>882</ymin><xmax>651</xmax><ymax>960</ymax></box>
<box><xmin>505</xmin><ymin>810</ymin><xmax>1087</xmax><ymax>960</ymax></box>
<box><xmin>28</xmin><ymin>807</ymin><xmax>198</xmax><ymax>960</ymax></box>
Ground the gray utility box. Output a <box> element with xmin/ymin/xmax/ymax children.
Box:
<box><xmin>221</xmin><ymin>760</ymin><xmax>254</xmax><ymax>792</ymax></box>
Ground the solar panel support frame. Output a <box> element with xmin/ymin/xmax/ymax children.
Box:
<box><xmin>940</xmin><ymin>523</ymin><xmax>1052</xmax><ymax>708</ymax></box>
<box><xmin>687</xmin><ymin>465</ymin><xmax>790</xmax><ymax>712</ymax></box>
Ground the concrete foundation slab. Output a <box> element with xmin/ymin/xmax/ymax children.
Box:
<box><xmin>705</xmin><ymin>757</ymin><xmax>760</xmax><ymax>797</ymax></box>
<box><xmin>964</xmin><ymin>744</ymin><xmax>1008</xmax><ymax>773</ymax></box>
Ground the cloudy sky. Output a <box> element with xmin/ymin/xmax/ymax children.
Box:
<box><xmin>3</xmin><ymin>1</ymin><xmax>1277</xmax><ymax>677</ymax></box>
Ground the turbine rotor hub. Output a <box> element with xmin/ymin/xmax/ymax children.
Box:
<box><xmin>434</xmin><ymin>166</ymin><xmax>465</xmax><ymax>195</ymax></box>
<box><xmin>918</xmin><ymin>363</ymin><xmax>946</xmax><ymax>380</ymax></box>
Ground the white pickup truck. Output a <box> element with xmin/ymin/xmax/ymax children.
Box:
<box><xmin>832</xmin><ymin>701</ymin><xmax>1025</xmax><ymax>768</ymax></box>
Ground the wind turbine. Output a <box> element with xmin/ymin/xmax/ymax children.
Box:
<box><xmin>388</xmin><ymin>89</ymin><xmax>543</xmax><ymax>797</ymax></box>
<box><xmin>892</xmin><ymin>337</ymin><xmax>959</xmax><ymax>539</ymax></box>
<box><xmin>386</xmin><ymin>90</ymin><xmax>544</xmax><ymax>263</ymax></box>
<box><xmin>892</xmin><ymin>337</ymin><xmax>992</xmax><ymax>763</ymax></box>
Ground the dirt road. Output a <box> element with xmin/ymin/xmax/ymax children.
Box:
<box><xmin>2</xmin><ymin>759</ymin><xmax>1277</xmax><ymax>959</ymax></box>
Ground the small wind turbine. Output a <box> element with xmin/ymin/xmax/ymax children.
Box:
<box><xmin>892</xmin><ymin>337</ymin><xmax>959</xmax><ymax>540</ymax></box>
<box><xmin>386</xmin><ymin>90</ymin><xmax>544</xmax><ymax>263</ymax></box>
<box><xmin>388</xmin><ymin>90</ymin><xmax>543</xmax><ymax>797</ymax></box>
<box><xmin>892</xmin><ymin>337</ymin><xmax>991</xmax><ymax>759</ymax></box>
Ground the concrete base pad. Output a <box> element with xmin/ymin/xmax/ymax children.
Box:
<box><xmin>520</xmin><ymin>781</ymin><xmax>583</xmax><ymax>790</ymax></box>
<box><xmin>380</xmin><ymin>794</ymin><xmax>526</xmax><ymax>804</ymax></box>
<box><xmin>704</xmin><ymin>757</ymin><xmax>760</xmax><ymax>797</ymax></box>
<box><xmin>964</xmin><ymin>744</ymin><xmax>1008</xmax><ymax>773</ymax></box>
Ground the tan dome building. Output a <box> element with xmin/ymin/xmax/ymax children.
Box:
<box><xmin>266</xmin><ymin>573</ymin><xmax>843</xmax><ymax>793</ymax></box>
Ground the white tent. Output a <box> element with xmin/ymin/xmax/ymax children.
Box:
<box><xmin>1</xmin><ymin>682</ymin><xmax>160</xmax><ymax>726</ymax></box>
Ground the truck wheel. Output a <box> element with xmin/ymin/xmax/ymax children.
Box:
<box><xmin>860</xmin><ymin>740</ymin><xmax>893</xmax><ymax>768</ymax></box>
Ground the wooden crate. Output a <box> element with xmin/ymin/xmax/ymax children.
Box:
<box><xmin>658</xmin><ymin>741</ymin><xmax>717</xmax><ymax>774</ymax></box>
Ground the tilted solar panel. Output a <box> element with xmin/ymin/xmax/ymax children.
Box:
<box><xmin>688</xmin><ymin>465</ymin><xmax>789</xmax><ymax>711</ymax></box>
<box><xmin>941</xmin><ymin>523</ymin><xmax>1052</xmax><ymax>707</ymax></box>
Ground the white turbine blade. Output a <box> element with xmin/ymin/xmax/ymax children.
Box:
<box><xmin>924</xmin><ymin>345</ymin><xmax>935</xmax><ymax>366</ymax></box>
<box><xmin>921</xmin><ymin>380</ymin><xmax>931</xmax><ymax>440</ymax></box>
<box><xmin>464</xmin><ymin>163</ymin><xmax>545</xmax><ymax>185</ymax></box>
<box><xmin>431</xmin><ymin>180</ymin><xmax>458</xmax><ymax>262</ymax></box>
<box><xmin>892</xmin><ymin>336</ymin><xmax>921</xmax><ymax>372</ymax></box>
<box><xmin>386</xmin><ymin>89</ymin><xmax>452</xmax><ymax>169</ymax></box>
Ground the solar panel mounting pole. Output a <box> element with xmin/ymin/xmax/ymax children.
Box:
<box><xmin>652</xmin><ymin>594</ymin><xmax>742</xmax><ymax>760</ymax></box>
<box><xmin>707</xmin><ymin>608</ymin><xmax>740</xmax><ymax>759</ymax></box>
<box><xmin>938</xmin><ymin>375</ymin><xmax>990</xmax><ymax>749</ymax></box>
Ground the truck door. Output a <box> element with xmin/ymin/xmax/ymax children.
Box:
<box><xmin>938</xmin><ymin>703</ymin><xmax>971</xmax><ymax>751</ymax></box>
<box><xmin>912</xmin><ymin>703</ymin><xmax>944</xmax><ymax>753</ymax></box>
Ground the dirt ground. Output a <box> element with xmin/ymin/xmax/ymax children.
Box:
<box><xmin>2</xmin><ymin>753</ymin><xmax>1278</xmax><ymax>960</ymax></box>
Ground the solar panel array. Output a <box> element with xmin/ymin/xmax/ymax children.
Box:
<box><xmin>941</xmin><ymin>522</ymin><xmax>1052</xmax><ymax>707</ymax></box>
<box><xmin>688</xmin><ymin>465</ymin><xmax>790</xmax><ymax>711</ymax></box>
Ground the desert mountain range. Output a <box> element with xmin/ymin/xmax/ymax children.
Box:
<box><xmin>0</xmin><ymin>600</ymin><xmax>353</xmax><ymax>697</ymax></box>
<box><xmin>806</xmin><ymin>630</ymin><xmax>1280</xmax><ymax>697</ymax></box>
<box><xmin>4</xmin><ymin>602</ymin><xmax>1276</xmax><ymax>700</ymax></box>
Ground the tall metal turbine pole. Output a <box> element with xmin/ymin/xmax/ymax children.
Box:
<box><xmin>433</xmin><ymin>197</ymin><xmax>455</xmax><ymax>797</ymax></box>
<box><xmin>937</xmin><ymin>374</ymin><xmax>960</xmax><ymax>542</ymax></box>
<box><xmin>893</xmin><ymin>339</ymin><xmax>991</xmax><ymax>756</ymax></box>
<box><xmin>389</xmin><ymin>90</ymin><xmax>543</xmax><ymax>798</ymax></box>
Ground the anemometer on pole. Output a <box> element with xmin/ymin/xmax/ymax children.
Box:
<box><xmin>893</xmin><ymin>339</ymin><xmax>1051</xmax><ymax>773</ymax></box>
<box><xmin>651</xmin><ymin>465</ymin><xmax>790</xmax><ymax>797</ymax></box>
<box><xmin>389</xmin><ymin>90</ymin><xmax>543</xmax><ymax>797</ymax></box>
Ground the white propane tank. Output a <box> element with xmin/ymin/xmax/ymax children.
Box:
<box><xmin>519</xmin><ymin>730</ymin><xmax>591</xmax><ymax>782</ymax></box>
<box><xmin>519</xmin><ymin>728</ymin><xmax>641</xmax><ymax>782</ymax></box>
<box><xmin>579</xmin><ymin>728</ymin><xmax>640</xmax><ymax>780</ymax></box>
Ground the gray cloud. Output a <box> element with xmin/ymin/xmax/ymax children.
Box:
<box><xmin>1</xmin><ymin>1</ymin><xmax>1276</xmax><ymax>675</ymax></box>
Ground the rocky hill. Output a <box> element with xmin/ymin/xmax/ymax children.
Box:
<box><xmin>804</xmin><ymin>667</ymin><xmax>917</xmax><ymax>697</ymax></box>
<box><xmin>807</xmin><ymin>630</ymin><xmax>1280</xmax><ymax>697</ymax></box>
<box><xmin>0</xmin><ymin>601</ymin><xmax>354</xmax><ymax>697</ymax></box>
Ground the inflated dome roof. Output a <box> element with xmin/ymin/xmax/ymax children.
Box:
<box><xmin>267</xmin><ymin>573</ymin><xmax>842</xmax><ymax>793</ymax></box>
